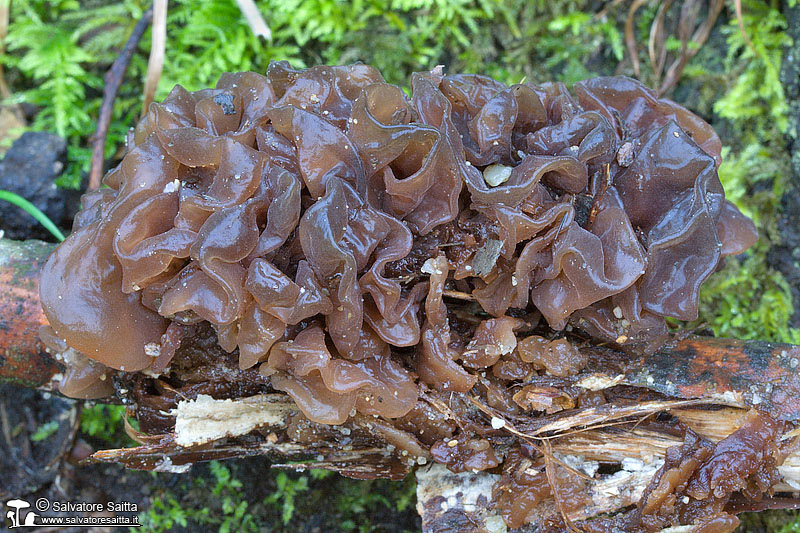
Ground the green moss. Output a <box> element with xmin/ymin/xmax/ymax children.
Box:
<box><xmin>781</xmin><ymin>514</ymin><xmax>800</xmax><ymax>533</ymax></box>
<box><xmin>137</xmin><ymin>461</ymin><xmax>418</xmax><ymax>532</ymax></box>
<box><xmin>79</xmin><ymin>403</ymin><xmax>137</xmax><ymax>446</ymax></box>
<box><xmin>714</xmin><ymin>0</ymin><xmax>790</xmax><ymax>136</ymax></box>
<box><xmin>138</xmin><ymin>461</ymin><xmax>260</xmax><ymax>533</ymax></box>
<box><xmin>686</xmin><ymin>0</ymin><xmax>799</xmax><ymax>345</ymax></box>
<box><xmin>30</xmin><ymin>420</ymin><xmax>59</xmax><ymax>442</ymax></box>
<box><xmin>264</xmin><ymin>471</ymin><xmax>308</xmax><ymax>525</ymax></box>
<box><xmin>5</xmin><ymin>0</ymin><xmax>621</xmax><ymax>185</ymax></box>
<box><xmin>736</xmin><ymin>510</ymin><xmax>800</xmax><ymax>532</ymax></box>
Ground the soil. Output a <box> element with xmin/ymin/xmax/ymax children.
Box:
<box><xmin>0</xmin><ymin>132</ymin><xmax>80</xmax><ymax>241</ymax></box>
<box><xmin>0</xmin><ymin>383</ymin><xmax>156</xmax><ymax>530</ymax></box>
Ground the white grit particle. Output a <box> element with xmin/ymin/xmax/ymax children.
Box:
<box><xmin>162</xmin><ymin>178</ymin><xmax>180</xmax><ymax>193</ymax></box>
<box><xmin>482</xmin><ymin>164</ymin><xmax>513</xmax><ymax>187</ymax></box>
<box><xmin>490</xmin><ymin>417</ymin><xmax>506</xmax><ymax>430</ymax></box>
<box><xmin>144</xmin><ymin>342</ymin><xmax>161</xmax><ymax>358</ymax></box>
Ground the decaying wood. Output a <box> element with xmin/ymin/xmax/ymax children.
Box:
<box><xmin>0</xmin><ymin>239</ymin><xmax>60</xmax><ymax>389</ymax></box>
<box><xmin>417</xmin><ymin>406</ymin><xmax>800</xmax><ymax>532</ymax></box>
<box><xmin>3</xmin><ymin>236</ymin><xmax>800</xmax><ymax>531</ymax></box>
<box><xmin>90</xmin><ymin>393</ymin><xmax>414</xmax><ymax>479</ymax></box>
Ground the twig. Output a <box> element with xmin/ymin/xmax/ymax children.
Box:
<box><xmin>543</xmin><ymin>439</ymin><xmax>583</xmax><ymax>533</ymax></box>
<box><xmin>733</xmin><ymin>0</ymin><xmax>758</xmax><ymax>56</ymax></box>
<box><xmin>0</xmin><ymin>0</ymin><xmax>23</xmax><ymax>124</ymax></box>
<box><xmin>88</xmin><ymin>7</ymin><xmax>154</xmax><ymax>191</ymax></box>
<box><xmin>594</xmin><ymin>0</ymin><xmax>626</xmax><ymax>21</ymax></box>
<box><xmin>624</xmin><ymin>0</ymin><xmax>647</xmax><ymax>78</ymax></box>
<box><xmin>657</xmin><ymin>0</ymin><xmax>723</xmax><ymax>96</ymax></box>
<box><xmin>467</xmin><ymin>395</ymin><xmax>592</xmax><ymax>480</ymax></box>
<box><xmin>235</xmin><ymin>0</ymin><xmax>271</xmax><ymax>40</ymax></box>
<box><xmin>442</xmin><ymin>289</ymin><xmax>476</xmax><ymax>302</ymax></box>
<box><xmin>0</xmin><ymin>401</ymin><xmax>13</xmax><ymax>450</ymax></box>
<box><xmin>587</xmin><ymin>164</ymin><xmax>610</xmax><ymax>230</ymax></box>
<box><xmin>648</xmin><ymin>0</ymin><xmax>673</xmax><ymax>84</ymax></box>
<box><xmin>140</xmin><ymin>0</ymin><xmax>166</xmax><ymax>119</ymax></box>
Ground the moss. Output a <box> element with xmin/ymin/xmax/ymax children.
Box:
<box><xmin>138</xmin><ymin>461</ymin><xmax>260</xmax><ymax>533</ymax></box>
<box><xmin>137</xmin><ymin>461</ymin><xmax>419</xmax><ymax>532</ymax></box>
<box><xmin>79</xmin><ymin>403</ymin><xmax>137</xmax><ymax>446</ymax></box>
<box><xmin>736</xmin><ymin>509</ymin><xmax>800</xmax><ymax>532</ymax></box>
<box><xmin>5</xmin><ymin>0</ymin><xmax>624</xmax><ymax>185</ymax></box>
<box><xmin>684</xmin><ymin>1</ymin><xmax>799</xmax><ymax>345</ymax></box>
<box><xmin>30</xmin><ymin>420</ymin><xmax>59</xmax><ymax>442</ymax></box>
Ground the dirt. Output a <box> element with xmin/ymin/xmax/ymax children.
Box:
<box><xmin>0</xmin><ymin>132</ymin><xmax>79</xmax><ymax>241</ymax></box>
<box><xmin>0</xmin><ymin>383</ymin><xmax>155</xmax><ymax>530</ymax></box>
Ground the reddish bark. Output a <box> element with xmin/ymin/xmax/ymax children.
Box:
<box><xmin>0</xmin><ymin>238</ymin><xmax>59</xmax><ymax>388</ymax></box>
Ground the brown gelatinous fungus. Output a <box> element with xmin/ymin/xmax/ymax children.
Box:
<box><xmin>38</xmin><ymin>63</ymin><xmax>763</xmax><ymax>529</ymax></box>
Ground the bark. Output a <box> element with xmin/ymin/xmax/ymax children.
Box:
<box><xmin>0</xmin><ymin>239</ymin><xmax>59</xmax><ymax>389</ymax></box>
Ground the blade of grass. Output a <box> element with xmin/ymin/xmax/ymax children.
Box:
<box><xmin>0</xmin><ymin>189</ymin><xmax>65</xmax><ymax>241</ymax></box>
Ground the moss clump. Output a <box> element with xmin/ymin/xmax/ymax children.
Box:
<box><xmin>4</xmin><ymin>0</ymin><xmax>627</xmax><ymax>187</ymax></box>
<box><xmin>686</xmin><ymin>1</ymin><xmax>799</xmax><ymax>345</ymax></box>
<box><xmin>137</xmin><ymin>460</ymin><xmax>419</xmax><ymax>532</ymax></box>
<box><xmin>79</xmin><ymin>404</ymin><xmax>136</xmax><ymax>446</ymax></box>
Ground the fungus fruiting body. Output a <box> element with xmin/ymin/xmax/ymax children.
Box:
<box><xmin>39</xmin><ymin>63</ymin><xmax>759</xmax><ymax>529</ymax></box>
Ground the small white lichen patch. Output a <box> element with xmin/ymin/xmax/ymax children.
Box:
<box><xmin>482</xmin><ymin>164</ymin><xmax>513</xmax><ymax>187</ymax></box>
<box><xmin>153</xmin><ymin>456</ymin><xmax>191</xmax><ymax>473</ymax></box>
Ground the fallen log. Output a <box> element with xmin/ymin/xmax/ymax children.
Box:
<box><xmin>3</xmin><ymin>237</ymin><xmax>800</xmax><ymax>531</ymax></box>
<box><xmin>0</xmin><ymin>238</ymin><xmax>59</xmax><ymax>389</ymax></box>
